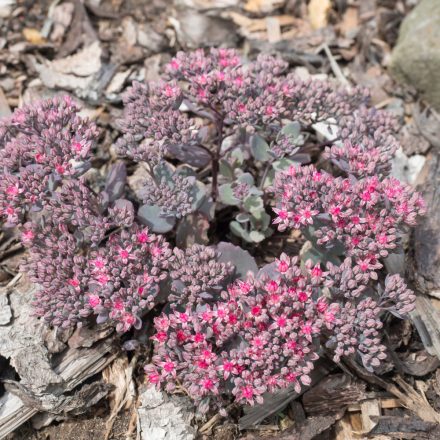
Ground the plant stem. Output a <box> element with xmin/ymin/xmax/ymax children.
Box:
<box><xmin>211</xmin><ymin>116</ymin><xmax>224</xmax><ymax>201</ymax></box>
<box><xmin>259</xmin><ymin>158</ymin><xmax>275</xmax><ymax>190</ymax></box>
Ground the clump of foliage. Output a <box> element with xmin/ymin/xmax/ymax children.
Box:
<box><xmin>0</xmin><ymin>49</ymin><xmax>425</xmax><ymax>415</ymax></box>
<box><xmin>0</xmin><ymin>97</ymin><xmax>171</xmax><ymax>331</ymax></box>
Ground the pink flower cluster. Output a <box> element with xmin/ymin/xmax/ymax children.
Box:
<box><xmin>146</xmin><ymin>254</ymin><xmax>338</xmax><ymax>411</ymax></box>
<box><xmin>0</xmin><ymin>96</ymin><xmax>99</xmax><ymax>225</ymax></box>
<box><xmin>325</xmin><ymin>107</ymin><xmax>399</xmax><ymax>178</ymax></box>
<box><xmin>329</xmin><ymin>298</ymin><xmax>387</xmax><ymax>368</ymax></box>
<box><xmin>116</xmin><ymin>81</ymin><xmax>195</xmax><ymax>165</ymax></box>
<box><xmin>167</xmin><ymin>49</ymin><xmax>366</xmax><ymax>130</ymax></box>
<box><xmin>25</xmin><ymin>223</ymin><xmax>171</xmax><ymax>331</ymax></box>
<box><xmin>273</xmin><ymin>164</ymin><xmax>425</xmax><ymax>276</ymax></box>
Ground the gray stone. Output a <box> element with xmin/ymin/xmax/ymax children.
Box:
<box><xmin>390</xmin><ymin>0</ymin><xmax>440</xmax><ymax>111</ymax></box>
<box><xmin>137</xmin><ymin>385</ymin><xmax>196</xmax><ymax>440</ymax></box>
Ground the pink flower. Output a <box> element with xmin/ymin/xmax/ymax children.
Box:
<box><xmin>6</xmin><ymin>185</ymin><xmax>19</xmax><ymax>197</ymax></box>
<box><xmin>21</xmin><ymin>229</ymin><xmax>35</xmax><ymax>244</ymax></box>
<box><xmin>55</xmin><ymin>164</ymin><xmax>65</xmax><ymax>175</ymax></box>
<box><xmin>95</xmin><ymin>273</ymin><xmax>109</xmax><ymax>285</ymax></box>
<box><xmin>35</xmin><ymin>153</ymin><xmax>45</xmax><ymax>163</ymax></box>
<box><xmin>316</xmin><ymin>298</ymin><xmax>328</xmax><ymax>313</ymax></box>
<box><xmin>88</xmin><ymin>294</ymin><xmax>101</xmax><ymax>308</ymax></box>
<box><xmin>113</xmin><ymin>299</ymin><xmax>124</xmax><ymax>310</ymax></box>
<box><xmin>90</xmin><ymin>257</ymin><xmax>106</xmax><ymax>270</ymax></box>
<box><xmin>137</xmin><ymin>230</ymin><xmax>149</xmax><ymax>243</ymax></box>
<box><xmin>117</xmin><ymin>246</ymin><xmax>133</xmax><ymax>262</ymax></box>
<box><xmin>72</xmin><ymin>142</ymin><xmax>82</xmax><ymax>152</ymax></box>
<box><xmin>147</xmin><ymin>370</ymin><xmax>161</xmax><ymax>385</ymax></box>
<box><xmin>201</xmin><ymin>378</ymin><xmax>215</xmax><ymax>390</ymax></box>
<box><xmin>251</xmin><ymin>305</ymin><xmax>261</xmax><ymax>316</ymax></box>
<box><xmin>298</xmin><ymin>291</ymin><xmax>308</xmax><ymax>302</ymax></box>
<box><xmin>153</xmin><ymin>332</ymin><xmax>168</xmax><ymax>343</ymax></box>
<box><xmin>278</xmin><ymin>260</ymin><xmax>289</xmax><ymax>273</ymax></box>
<box><xmin>160</xmin><ymin>359</ymin><xmax>176</xmax><ymax>377</ymax></box>
<box><xmin>123</xmin><ymin>313</ymin><xmax>136</xmax><ymax>327</ymax></box>
<box><xmin>169</xmin><ymin>59</ymin><xmax>180</xmax><ymax>70</ymax></box>
<box><xmin>68</xmin><ymin>278</ymin><xmax>80</xmax><ymax>289</ymax></box>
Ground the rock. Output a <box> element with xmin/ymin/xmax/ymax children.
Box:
<box><xmin>137</xmin><ymin>24</ymin><xmax>168</xmax><ymax>53</ymax></box>
<box><xmin>412</xmin><ymin>153</ymin><xmax>440</xmax><ymax>296</ymax></box>
<box><xmin>137</xmin><ymin>385</ymin><xmax>196</xmax><ymax>440</ymax></box>
<box><xmin>391</xmin><ymin>148</ymin><xmax>426</xmax><ymax>185</ymax></box>
<box><xmin>390</xmin><ymin>0</ymin><xmax>440</xmax><ymax>111</ymax></box>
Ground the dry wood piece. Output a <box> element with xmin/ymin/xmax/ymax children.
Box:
<box><xmin>411</xmin><ymin>152</ymin><xmax>440</xmax><ymax>296</ymax></box>
<box><xmin>302</xmin><ymin>374</ymin><xmax>366</xmax><ymax>416</ymax></box>
<box><xmin>239</xmin><ymin>359</ymin><xmax>335</xmax><ymax>429</ymax></box>
<box><xmin>360</xmin><ymin>399</ymin><xmax>381</xmax><ymax>432</ymax></box>
<box><xmin>344</xmin><ymin>359</ymin><xmax>440</xmax><ymax>425</ymax></box>
<box><xmin>271</xmin><ymin>415</ymin><xmax>339</xmax><ymax>440</ymax></box>
<box><xmin>0</xmin><ymin>276</ymin><xmax>119</xmax><ymax>438</ymax></box>
<box><xmin>368</xmin><ymin>416</ymin><xmax>439</xmax><ymax>438</ymax></box>
<box><xmin>308</xmin><ymin>0</ymin><xmax>331</xmax><ymax>30</ymax></box>
<box><xmin>0</xmin><ymin>86</ymin><xmax>11</xmax><ymax>118</ymax></box>
<box><xmin>411</xmin><ymin>296</ymin><xmax>440</xmax><ymax>359</ymax></box>
<box><xmin>225</xmin><ymin>11</ymin><xmax>312</xmax><ymax>41</ymax></box>
<box><xmin>347</xmin><ymin>397</ymin><xmax>402</xmax><ymax>412</ymax></box>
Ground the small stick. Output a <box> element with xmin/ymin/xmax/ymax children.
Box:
<box><xmin>322</xmin><ymin>44</ymin><xmax>350</xmax><ymax>87</ymax></box>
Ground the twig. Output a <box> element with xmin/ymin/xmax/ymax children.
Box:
<box><xmin>199</xmin><ymin>403</ymin><xmax>237</xmax><ymax>434</ymax></box>
<box><xmin>211</xmin><ymin>116</ymin><xmax>225</xmax><ymax>202</ymax></box>
<box><xmin>321</xmin><ymin>44</ymin><xmax>350</xmax><ymax>87</ymax></box>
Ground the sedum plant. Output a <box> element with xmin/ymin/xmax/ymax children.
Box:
<box><xmin>0</xmin><ymin>49</ymin><xmax>426</xmax><ymax>416</ymax></box>
<box><xmin>115</xmin><ymin>49</ymin><xmax>368</xmax><ymax>242</ymax></box>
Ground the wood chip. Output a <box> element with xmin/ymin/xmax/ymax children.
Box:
<box><xmin>302</xmin><ymin>374</ymin><xmax>366</xmax><ymax>416</ymax></box>
<box><xmin>265</xmin><ymin>16</ymin><xmax>281</xmax><ymax>43</ymax></box>
<box><xmin>360</xmin><ymin>399</ymin><xmax>381</xmax><ymax>432</ymax></box>
<box><xmin>0</xmin><ymin>86</ymin><xmax>11</xmax><ymax>118</ymax></box>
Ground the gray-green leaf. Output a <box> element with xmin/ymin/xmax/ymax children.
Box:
<box><xmin>138</xmin><ymin>204</ymin><xmax>176</xmax><ymax>233</ymax></box>
<box><xmin>250</xmin><ymin>134</ymin><xmax>271</xmax><ymax>161</ymax></box>
<box><xmin>281</xmin><ymin>121</ymin><xmax>301</xmax><ymax>138</ymax></box>
<box><xmin>218</xmin><ymin>183</ymin><xmax>240</xmax><ymax>206</ymax></box>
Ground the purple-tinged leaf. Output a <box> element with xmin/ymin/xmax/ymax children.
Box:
<box><xmin>216</xmin><ymin>242</ymin><xmax>258</xmax><ymax>279</ymax></box>
<box><xmin>105</xmin><ymin>161</ymin><xmax>127</xmax><ymax>202</ymax></box>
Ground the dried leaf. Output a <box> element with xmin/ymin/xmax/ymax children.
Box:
<box><xmin>244</xmin><ymin>0</ymin><xmax>286</xmax><ymax>15</ymax></box>
<box><xmin>32</xmin><ymin>42</ymin><xmax>102</xmax><ymax>96</ymax></box>
<box><xmin>50</xmin><ymin>41</ymin><xmax>102</xmax><ymax>77</ymax></box>
<box><xmin>308</xmin><ymin>0</ymin><xmax>331</xmax><ymax>30</ymax></box>
<box><xmin>22</xmin><ymin>28</ymin><xmax>46</xmax><ymax>45</ymax></box>
<box><xmin>339</xmin><ymin>6</ymin><xmax>359</xmax><ymax>37</ymax></box>
<box><xmin>102</xmin><ymin>355</ymin><xmax>136</xmax><ymax>439</ymax></box>
<box><xmin>176</xmin><ymin>0</ymin><xmax>239</xmax><ymax>9</ymax></box>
